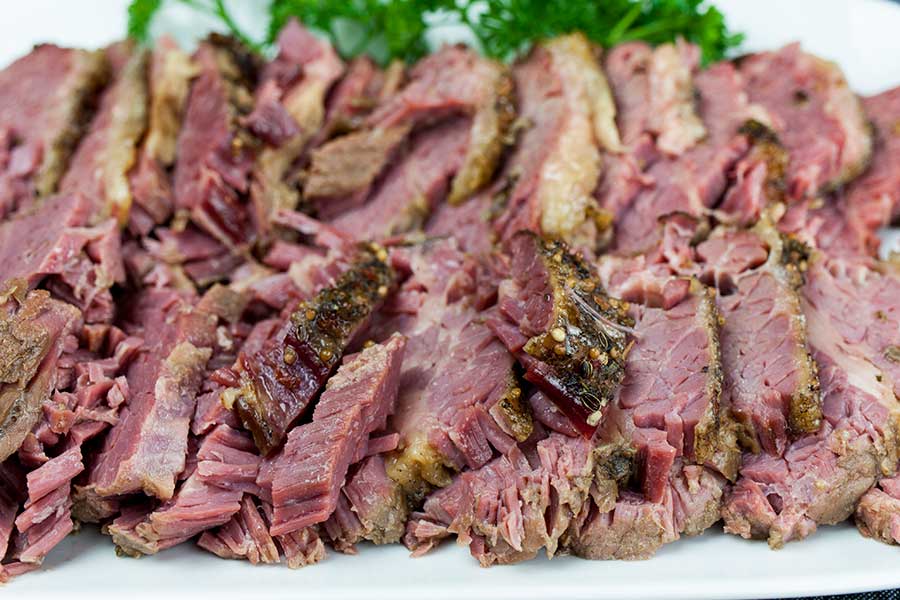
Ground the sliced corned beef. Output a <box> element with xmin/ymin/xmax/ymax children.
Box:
<box><xmin>0</xmin><ymin>44</ymin><xmax>107</xmax><ymax>217</ymax></box>
<box><xmin>855</xmin><ymin>467</ymin><xmax>900</xmax><ymax>545</ymax></box>
<box><xmin>738</xmin><ymin>43</ymin><xmax>872</xmax><ymax>199</ymax></box>
<box><xmin>313</xmin><ymin>57</ymin><xmax>404</xmax><ymax>146</ymax></box>
<box><xmin>610</xmin><ymin>285</ymin><xmax>739</xmax><ymax>499</ymax></box>
<box><xmin>323</xmin><ymin>453</ymin><xmax>408</xmax><ymax>551</ymax></box>
<box><xmin>0</xmin><ymin>192</ymin><xmax>124</xmax><ymax>324</ymax></box>
<box><xmin>173</xmin><ymin>35</ymin><xmax>260</xmax><ymax>249</ymax></box>
<box><xmin>59</xmin><ymin>43</ymin><xmax>148</xmax><ymax>224</ymax></box>
<box><xmin>492</xmin><ymin>34</ymin><xmax>615</xmax><ymax>245</ymax></box>
<box><xmin>108</xmin><ymin>424</ymin><xmax>258</xmax><ymax>556</ymax></box>
<box><xmin>723</xmin><ymin>257</ymin><xmax>900</xmax><ymax>547</ymax></box>
<box><xmin>264</xmin><ymin>334</ymin><xmax>406</xmax><ymax>536</ymax></box>
<box><xmin>489</xmin><ymin>232</ymin><xmax>633</xmax><ymax>435</ymax></box>
<box><xmin>613</xmin><ymin>61</ymin><xmax>759</xmax><ymax>253</ymax></box>
<box><xmin>249</xmin><ymin>19</ymin><xmax>343</xmax><ymax>234</ymax></box>
<box><xmin>696</xmin><ymin>225</ymin><xmax>821</xmax><ymax>455</ymax></box>
<box><xmin>225</xmin><ymin>243</ymin><xmax>394</xmax><ymax>454</ymax></box>
<box><xmin>197</xmin><ymin>494</ymin><xmax>280</xmax><ymax>564</ymax></box>
<box><xmin>404</xmin><ymin>432</ymin><xmax>596</xmax><ymax>565</ymax></box>
<box><xmin>328</xmin><ymin>117</ymin><xmax>470</xmax><ymax>239</ymax></box>
<box><xmin>367</xmin><ymin>44</ymin><xmax>514</xmax><ymax>206</ymax></box>
<box><xmin>85</xmin><ymin>289</ymin><xmax>217</xmax><ymax>500</ymax></box>
<box><xmin>128</xmin><ymin>37</ymin><xmax>196</xmax><ymax>236</ymax></box>
<box><xmin>845</xmin><ymin>86</ymin><xmax>900</xmax><ymax>227</ymax></box>
<box><xmin>565</xmin><ymin>459</ymin><xmax>725</xmax><ymax>560</ymax></box>
<box><xmin>308</xmin><ymin>45</ymin><xmax>512</xmax><ymax>230</ymax></box>
<box><xmin>369</xmin><ymin>240</ymin><xmax>529</xmax><ymax>503</ymax></box>
<box><xmin>0</xmin><ymin>291</ymin><xmax>81</xmax><ymax>462</ymax></box>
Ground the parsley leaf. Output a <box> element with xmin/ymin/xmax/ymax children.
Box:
<box><xmin>126</xmin><ymin>0</ymin><xmax>743</xmax><ymax>65</ymax></box>
<box><xmin>127</xmin><ymin>0</ymin><xmax>164</xmax><ymax>42</ymax></box>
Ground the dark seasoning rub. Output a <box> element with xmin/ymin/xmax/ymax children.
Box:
<box><xmin>226</xmin><ymin>242</ymin><xmax>395</xmax><ymax>454</ymax></box>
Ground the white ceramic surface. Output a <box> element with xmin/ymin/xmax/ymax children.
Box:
<box><xmin>3</xmin><ymin>1</ymin><xmax>899</xmax><ymax>598</ymax></box>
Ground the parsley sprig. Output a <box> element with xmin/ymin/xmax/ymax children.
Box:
<box><xmin>128</xmin><ymin>0</ymin><xmax>743</xmax><ymax>65</ymax></box>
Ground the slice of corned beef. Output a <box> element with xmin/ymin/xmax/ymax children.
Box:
<box><xmin>613</xmin><ymin>284</ymin><xmax>739</xmax><ymax>499</ymax></box>
<box><xmin>696</xmin><ymin>225</ymin><xmax>821</xmax><ymax>456</ymax></box>
<box><xmin>369</xmin><ymin>240</ymin><xmax>529</xmax><ymax>505</ymax></box>
<box><xmin>404</xmin><ymin>432</ymin><xmax>596</xmax><ymax>565</ymax></box>
<box><xmin>366</xmin><ymin>44</ymin><xmax>514</xmax><ymax>207</ymax></box>
<box><xmin>323</xmin><ymin>453</ymin><xmax>408</xmax><ymax>551</ymax></box>
<box><xmin>603</xmin><ymin>40</ymin><xmax>704</xmax><ymax>160</ymax></box>
<box><xmin>264</xmin><ymin>334</ymin><xmax>406</xmax><ymax>536</ymax></box>
<box><xmin>174</xmin><ymin>35</ymin><xmax>260</xmax><ymax>249</ymax></box>
<box><xmin>85</xmin><ymin>289</ymin><xmax>217</xmax><ymax>500</ymax></box>
<box><xmin>226</xmin><ymin>243</ymin><xmax>394</xmax><ymax>454</ymax></box>
<box><xmin>197</xmin><ymin>494</ymin><xmax>280</xmax><ymax>564</ymax></box>
<box><xmin>328</xmin><ymin>117</ymin><xmax>471</xmax><ymax>239</ymax></box>
<box><xmin>723</xmin><ymin>257</ymin><xmax>900</xmax><ymax>547</ymax></box>
<box><xmin>108</xmin><ymin>424</ymin><xmax>258</xmax><ymax>556</ymax></box>
<box><xmin>564</xmin><ymin>458</ymin><xmax>725</xmax><ymax>560</ymax></box>
<box><xmin>738</xmin><ymin>43</ymin><xmax>872</xmax><ymax>199</ymax></box>
<box><xmin>249</xmin><ymin>19</ymin><xmax>343</xmax><ymax>234</ymax></box>
<box><xmin>313</xmin><ymin>56</ymin><xmax>404</xmax><ymax>146</ymax></box>
<box><xmin>855</xmin><ymin>467</ymin><xmax>900</xmax><ymax>545</ymax></box>
<box><xmin>612</xmin><ymin>61</ymin><xmax>760</xmax><ymax>254</ymax></box>
<box><xmin>845</xmin><ymin>86</ymin><xmax>900</xmax><ymax>227</ymax></box>
<box><xmin>307</xmin><ymin>45</ymin><xmax>513</xmax><ymax>231</ymax></box>
<box><xmin>594</xmin><ymin>40</ymin><xmax>708</xmax><ymax>230</ymax></box>
<box><xmin>128</xmin><ymin>37</ymin><xmax>197</xmax><ymax>236</ymax></box>
<box><xmin>489</xmin><ymin>232</ymin><xmax>632</xmax><ymax>435</ymax></box>
<box><xmin>786</xmin><ymin>86</ymin><xmax>900</xmax><ymax>259</ymax></box>
<box><xmin>491</xmin><ymin>35</ymin><xmax>617</xmax><ymax>246</ymax></box>
<box><xmin>59</xmin><ymin>42</ymin><xmax>148</xmax><ymax>224</ymax></box>
<box><xmin>0</xmin><ymin>44</ymin><xmax>107</xmax><ymax>218</ymax></box>
<box><xmin>0</xmin><ymin>291</ymin><xmax>81</xmax><ymax>462</ymax></box>
<box><xmin>0</xmin><ymin>193</ymin><xmax>124</xmax><ymax>324</ymax></box>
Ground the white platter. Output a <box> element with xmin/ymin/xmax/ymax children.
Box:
<box><xmin>4</xmin><ymin>0</ymin><xmax>899</xmax><ymax>598</ymax></box>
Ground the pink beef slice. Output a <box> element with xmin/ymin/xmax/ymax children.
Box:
<box><xmin>322</xmin><ymin>453</ymin><xmax>409</xmax><ymax>551</ymax></box>
<box><xmin>369</xmin><ymin>240</ymin><xmax>530</xmax><ymax>504</ymax></box>
<box><xmin>487</xmin><ymin>34</ymin><xmax>619</xmax><ymax>247</ymax></box>
<box><xmin>173</xmin><ymin>35</ymin><xmax>260</xmax><ymax>250</ymax></box>
<box><xmin>606</xmin><ymin>286</ymin><xmax>739</xmax><ymax>502</ymax></box>
<box><xmin>313</xmin><ymin>55</ymin><xmax>402</xmax><ymax>145</ymax></box>
<box><xmin>128</xmin><ymin>37</ymin><xmax>197</xmax><ymax>236</ymax></box>
<box><xmin>855</xmin><ymin>467</ymin><xmax>900</xmax><ymax>545</ymax></box>
<box><xmin>59</xmin><ymin>42</ymin><xmax>148</xmax><ymax>225</ymax></box>
<box><xmin>249</xmin><ymin>19</ymin><xmax>343</xmax><ymax>234</ymax></box>
<box><xmin>0</xmin><ymin>193</ymin><xmax>124</xmax><ymax>324</ymax></box>
<box><xmin>612</xmin><ymin>60</ymin><xmax>767</xmax><ymax>254</ymax></box>
<box><xmin>404</xmin><ymin>432</ymin><xmax>598</xmax><ymax>565</ymax></box>
<box><xmin>225</xmin><ymin>243</ymin><xmax>395</xmax><ymax>454</ymax></box>
<box><xmin>86</xmin><ymin>289</ymin><xmax>217</xmax><ymax>500</ymax></box>
<box><xmin>264</xmin><ymin>335</ymin><xmax>406</xmax><ymax>536</ymax></box>
<box><xmin>0</xmin><ymin>44</ymin><xmax>107</xmax><ymax>218</ymax></box>
<box><xmin>778</xmin><ymin>89</ymin><xmax>899</xmax><ymax>263</ymax></box>
<box><xmin>564</xmin><ymin>457</ymin><xmax>725</xmax><ymax>560</ymax></box>
<box><xmin>723</xmin><ymin>257</ymin><xmax>900</xmax><ymax>548</ymax></box>
<box><xmin>838</xmin><ymin>86</ymin><xmax>900</xmax><ymax>236</ymax></box>
<box><xmin>696</xmin><ymin>226</ymin><xmax>821</xmax><ymax>456</ymax></box>
<box><xmin>307</xmin><ymin>44</ymin><xmax>513</xmax><ymax>231</ymax></box>
<box><xmin>596</xmin><ymin>41</ymin><xmax>715</xmax><ymax>230</ymax></box>
<box><xmin>738</xmin><ymin>43</ymin><xmax>872</xmax><ymax>200</ymax></box>
<box><xmin>328</xmin><ymin>116</ymin><xmax>472</xmax><ymax>240</ymax></box>
<box><xmin>0</xmin><ymin>291</ymin><xmax>82</xmax><ymax>462</ymax></box>
<box><xmin>489</xmin><ymin>232</ymin><xmax>632</xmax><ymax>436</ymax></box>
<box><xmin>198</xmin><ymin>494</ymin><xmax>280</xmax><ymax>565</ymax></box>
<box><xmin>108</xmin><ymin>424</ymin><xmax>259</xmax><ymax>556</ymax></box>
